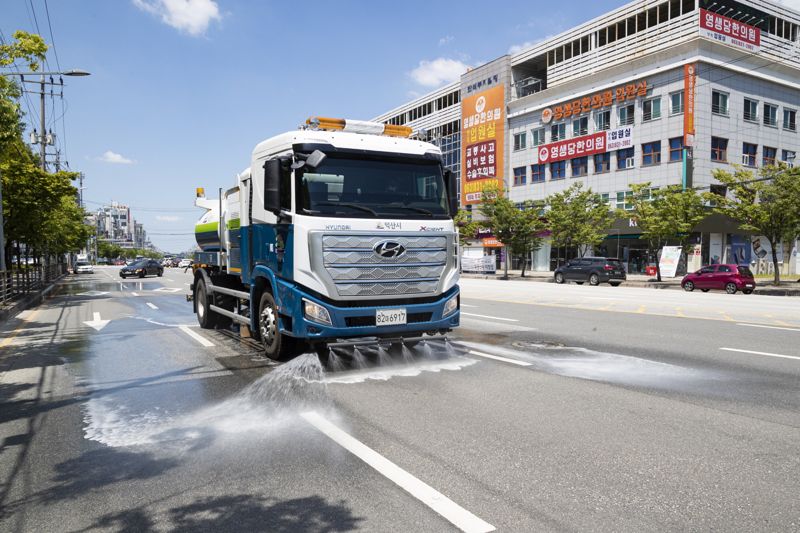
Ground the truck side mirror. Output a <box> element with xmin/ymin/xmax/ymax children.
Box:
<box><xmin>264</xmin><ymin>159</ymin><xmax>282</xmax><ymax>214</ymax></box>
<box><xmin>444</xmin><ymin>169</ymin><xmax>458</xmax><ymax>216</ymax></box>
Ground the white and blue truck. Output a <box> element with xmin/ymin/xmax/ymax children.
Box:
<box><xmin>189</xmin><ymin>117</ymin><xmax>460</xmax><ymax>360</ymax></box>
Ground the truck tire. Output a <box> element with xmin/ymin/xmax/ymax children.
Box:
<box><xmin>195</xmin><ymin>278</ymin><xmax>219</xmax><ymax>329</ymax></box>
<box><xmin>258</xmin><ymin>291</ymin><xmax>297</xmax><ymax>360</ymax></box>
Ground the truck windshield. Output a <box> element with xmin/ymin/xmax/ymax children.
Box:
<box><xmin>297</xmin><ymin>157</ymin><xmax>450</xmax><ymax>219</ymax></box>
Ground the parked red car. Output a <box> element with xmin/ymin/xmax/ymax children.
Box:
<box><xmin>681</xmin><ymin>264</ymin><xmax>756</xmax><ymax>294</ymax></box>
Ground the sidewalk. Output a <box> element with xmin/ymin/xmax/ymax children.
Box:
<box><xmin>0</xmin><ymin>274</ymin><xmax>66</xmax><ymax>324</ymax></box>
<box><xmin>460</xmin><ymin>269</ymin><xmax>800</xmax><ymax>296</ymax></box>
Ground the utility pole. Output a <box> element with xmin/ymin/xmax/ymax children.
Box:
<box><xmin>40</xmin><ymin>74</ymin><xmax>46</xmax><ymax>170</ymax></box>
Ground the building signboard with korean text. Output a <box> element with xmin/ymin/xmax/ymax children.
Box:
<box><xmin>699</xmin><ymin>8</ymin><xmax>760</xmax><ymax>52</ymax></box>
<box><xmin>461</xmin><ymin>85</ymin><xmax>505</xmax><ymax>205</ymax></box>
<box><xmin>542</xmin><ymin>81</ymin><xmax>648</xmax><ymax>122</ymax></box>
<box><xmin>537</xmin><ymin>126</ymin><xmax>633</xmax><ymax>164</ymax></box>
<box><xmin>684</xmin><ymin>64</ymin><xmax>696</xmax><ymax>147</ymax></box>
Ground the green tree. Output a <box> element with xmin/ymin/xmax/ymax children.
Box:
<box><xmin>454</xmin><ymin>208</ymin><xmax>484</xmax><ymax>248</ymax></box>
<box><xmin>624</xmin><ymin>182</ymin><xmax>707</xmax><ymax>282</ymax></box>
<box><xmin>712</xmin><ymin>164</ymin><xmax>800</xmax><ymax>285</ymax></box>
<box><xmin>479</xmin><ymin>183</ymin><xmax>546</xmax><ymax>278</ymax></box>
<box><xmin>545</xmin><ymin>182</ymin><xmax>613</xmax><ymax>263</ymax></box>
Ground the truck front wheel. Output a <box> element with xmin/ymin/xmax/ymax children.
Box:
<box><xmin>258</xmin><ymin>291</ymin><xmax>297</xmax><ymax>360</ymax></box>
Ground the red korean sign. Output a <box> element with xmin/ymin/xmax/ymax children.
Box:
<box><xmin>700</xmin><ymin>9</ymin><xmax>760</xmax><ymax>52</ymax></box>
<box><xmin>537</xmin><ymin>132</ymin><xmax>606</xmax><ymax>164</ymax></box>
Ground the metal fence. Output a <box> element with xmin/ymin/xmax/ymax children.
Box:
<box><xmin>0</xmin><ymin>261</ymin><xmax>67</xmax><ymax>308</ymax></box>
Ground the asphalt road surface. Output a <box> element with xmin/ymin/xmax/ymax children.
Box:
<box><xmin>0</xmin><ymin>267</ymin><xmax>797</xmax><ymax>532</ymax></box>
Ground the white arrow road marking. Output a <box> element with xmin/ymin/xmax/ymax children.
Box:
<box><xmin>84</xmin><ymin>312</ymin><xmax>111</xmax><ymax>331</ymax></box>
<box><xmin>178</xmin><ymin>325</ymin><xmax>215</xmax><ymax>347</ymax></box>
<box><xmin>153</xmin><ymin>287</ymin><xmax>182</xmax><ymax>293</ymax></box>
<box><xmin>301</xmin><ymin>411</ymin><xmax>495</xmax><ymax>533</ymax></box>
<box><xmin>77</xmin><ymin>290</ymin><xmax>109</xmax><ymax>297</ymax></box>
<box><xmin>146</xmin><ymin>302</ymin><xmax>158</xmax><ymax>310</ymax></box>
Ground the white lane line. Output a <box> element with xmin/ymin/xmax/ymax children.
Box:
<box><xmin>300</xmin><ymin>411</ymin><xmax>495</xmax><ymax>533</ymax></box>
<box><xmin>178</xmin><ymin>325</ymin><xmax>215</xmax><ymax>347</ymax></box>
<box><xmin>146</xmin><ymin>302</ymin><xmax>159</xmax><ymax>310</ymax></box>
<box><xmin>131</xmin><ymin>292</ymin><xmax>139</xmax><ymax>297</ymax></box>
<box><xmin>166</xmin><ymin>278</ymin><xmax>174</xmax><ymax>282</ymax></box>
<box><xmin>460</xmin><ymin>303</ymin><xmax>478</xmax><ymax>308</ymax></box>
<box><xmin>461</xmin><ymin>312</ymin><xmax>518</xmax><ymax>322</ymax></box>
<box><xmin>720</xmin><ymin>348</ymin><xmax>800</xmax><ymax>361</ymax></box>
<box><xmin>468</xmin><ymin>350</ymin><xmax>532</xmax><ymax>367</ymax></box>
<box><xmin>737</xmin><ymin>323</ymin><xmax>800</xmax><ymax>333</ymax></box>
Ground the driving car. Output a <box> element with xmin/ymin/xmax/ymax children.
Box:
<box><xmin>120</xmin><ymin>259</ymin><xmax>164</xmax><ymax>279</ymax></box>
<box><xmin>178</xmin><ymin>258</ymin><xmax>192</xmax><ymax>268</ymax></box>
<box><xmin>554</xmin><ymin>257</ymin><xmax>627</xmax><ymax>286</ymax></box>
<box><xmin>73</xmin><ymin>261</ymin><xmax>94</xmax><ymax>274</ymax></box>
<box><xmin>681</xmin><ymin>264</ymin><xmax>756</xmax><ymax>294</ymax></box>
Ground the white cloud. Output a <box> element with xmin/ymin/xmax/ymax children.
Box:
<box><xmin>438</xmin><ymin>35</ymin><xmax>454</xmax><ymax>46</ymax></box>
<box><xmin>409</xmin><ymin>58</ymin><xmax>470</xmax><ymax>87</ymax></box>
<box><xmin>508</xmin><ymin>35</ymin><xmax>558</xmax><ymax>55</ymax></box>
<box><xmin>133</xmin><ymin>0</ymin><xmax>221</xmax><ymax>36</ymax></box>
<box><xmin>156</xmin><ymin>215</ymin><xmax>181</xmax><ymax>222</ymax></box>
<box><xmin>98</xmin><ymin>150</ymin><xmax>134</xmax><ymax>164</ymax></box>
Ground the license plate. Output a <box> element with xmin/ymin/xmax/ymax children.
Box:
<box><xmin>376</xmin><ymin>308</ymin><xmax>406</xmax><ymax>326</ymax></box>
<box><xmin>745</xmin><ymin>284</ymin><xmax>754</xmax><ymax>287</ymax></box>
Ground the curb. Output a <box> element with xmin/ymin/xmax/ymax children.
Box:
<box><xmin>0</xmin><ymin>275</ymin><xmax>66</xmax><ymax>324</ymax></box>
<box><xmin>459</xmin><ymin>273</ymin><xmax>800</xmax><ymax>296</ymax></box>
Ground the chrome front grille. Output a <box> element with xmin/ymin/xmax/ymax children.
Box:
<box><xmin>319</xmin><ymin>233</ymin><xmax>450</xmax><ymax>298</ymax></box>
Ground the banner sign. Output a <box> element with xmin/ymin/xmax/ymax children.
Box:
<box><xmin>700</xmin><ymin>9</ymin><xmax>760</xmax><ymax>52</ymax></box>
<box><xmin>659</xmin><ymin>246</ymin><xmax>683</xmax><ymax>278</ymax></box>
<box><xmin>461</xmin><ymin>85</ymin><xmax>505</xmax><ymax>205</ymax></box>
<box><xmin>537</xmin><ymin>126</ymin><xmax>633</xmax><ymax>164</ymax></box>
<box><xmin>461</xmin><ymin>255</ymin><xmax>496</xmax><ymax>274</ymax></box>
<box><xmin>543</xmin><ymin>81</ymin><xmax>648</xmax><ymax>123</ymax></box>
<box><xmin>684</xmin><ymin>64</ymin><xmax>696</xmax><ymax>147</ymax></box>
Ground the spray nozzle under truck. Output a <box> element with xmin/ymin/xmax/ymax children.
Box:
<box><xmin>188</xmin><ymin>117</ymin><xmax>460</xmax><ymax>360</ymax></box>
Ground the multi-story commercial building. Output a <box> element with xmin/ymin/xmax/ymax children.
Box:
<box><xmin>374</xmin><ymin>0</ymin><xmax>800</xmax><ymax>274</ymax></box>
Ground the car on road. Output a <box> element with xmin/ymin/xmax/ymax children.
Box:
<box><xmin>178</xmin><ymin>258</ymin><xmax>192</xmax><ymax>268</ymax></box>
<box><xmin>554</xmin><ymin>257</ymin><xmax>627</xmax><ymax>286</ymax></box>
<box><xmin>120</xmin><ymin>259</ymin><xmax>164</xmax><ymax>279</ymax></box>
<box><xmin>73</xmin><ymin>261</ymin><xmax>94</xmax><ymax>274</ymax></box>
<box><xmin>681</xmin><ymin>264</ymin><xmax>756</xmax><ymax>294</ymax></box>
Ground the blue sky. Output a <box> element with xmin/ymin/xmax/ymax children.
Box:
<box><xmin>7</xmin><ymin>0</ymin><xmax>794</xmax><ymax>252</ymax></box>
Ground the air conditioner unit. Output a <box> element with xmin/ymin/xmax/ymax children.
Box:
<box><xmin>625</xmin><ymin>158</ymin><xmax>635</xmax><ymax>167</ymax></box>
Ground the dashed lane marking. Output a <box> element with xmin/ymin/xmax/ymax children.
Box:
<box><xmin>300</xmin><ymin>411</ymin><xmax>495</xmax><ymax>533</ymax></box>
<box><xmin>737</xmin><ymin>323</ymin><xmax>800</xmax><ymax>333</ymax></box>
<box><xmin>146</xmin><ymin>302</ymin><xmax>158</xmax><ymax>310</ymax></box>
<box><xmin>720</xmin><ymin>347</ymin><xmax>800</xmax><ymax>362</ymax></box>
<box><xmin>468</xmin><ymin>350</ymin><xmax>532</xmax><ymax>367</ymax></box>
<box><xmin>131</xmin><ymin>292</ymin><xmax>139</xmax><ymax>297</ymax></box>
<box><xmin>178</xmin><ymin>325</ymin><xmax>214</xmax><ymax>347</ymax></box>
<box><xmin>461</xmin><ymin>312</ymin><xmax>518</xmax><ymax>322</ymax></box>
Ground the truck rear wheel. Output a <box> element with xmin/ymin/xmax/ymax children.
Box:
<box><xmin>195</xmin><ymin>278</ymin><xmax>218</xmax><ymax>329</ymax></box>
<box><xmin>258</xmin><ymin>291</ymin><xmax>298</xmax><ymax>360</ymax></box>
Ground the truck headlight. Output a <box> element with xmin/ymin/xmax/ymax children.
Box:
<box><xmin>303</xmin><ymin>299</ymin><xmax>332</xmax><ymax>326</ymax></box>
<box><xmin>443</xmin><ymin>295</ymin><xmax>459</xmax><ymax>317</ymax></box>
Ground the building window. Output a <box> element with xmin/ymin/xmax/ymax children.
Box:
<box><xmin>594</xmin><ymin>110</ymin><xmax>610</xmax><ymax>131</ymax></box>
<box><xmin>571</xmin><ymin>156</ymin><xmax>588</xmax><ymax>177</ymax></box>
<box><xmin>513</xmin><ymin>166</ymin><xmax>527</xmax><ymax>186</ymax></box>
<box><xmin>532</xmin><ymin>128</ymin><xmax>546</xmax><ymax>146</ymax></box>
<box><xmin>742</xmin><ymin>142</ymin><xmax>757</xmax><ymax>166</ymax></box>
<box><xmin>670</xmin><ymin>91</ymin><xmax>684</xmax><ymax>115</ymax></box>
<box><xmin>784</xmin><ymin>109</ymin><xmax>797</xmax><ymax>131</ymax></box>
<box><xmin>616</xmin><ymin>191</ymin><xmax>634</xmax><ymax>210</ymax></box>
<box><xmin>782</xmin><ymin>150</ymin><xmax>796</xmax><ymax>167</ymax></box>
<box><xmin>550</xmin><ymin>161</ymin><xmax>566</xmax><ymax>180</ymax></box>
<box><xmin>642</xmin><ymin>97</ymin><xmax>661</xmax><ymax>121</ymax></box>
<box><xmin>642</xmin><ymin>141</ymin><xmax>661</xmax><ymax>166</ymax></box>
<box><xmin>744</xmin><ymin>98</ymin><xmax>758</xmax><ymax>122</ymax></box>
<box><xmin>594</xmin><ymin>152</ymin><xmax>610</xmax><ymax>173</ymax></box>
<box><xmin>531</xmin><ymin>164</ymin><xmax>546</xmax><ymax>182</ymax></box>
<box><xmin>763</xmin><ymin>103</ymin><xmax>778</xmax><ymax>127</ymax></box>
<box><xmin>763</xmin><ymin>146</ymin><xmax>776</xmax><ymax>166</ymax></box>
<box><xmin>712</xmin><ymin>90</ymin><xmax>729</xmax><ymax>116</ymax></box>
<box><xmin>711</xmin><ymin>137</ymin><xmax>728</xmax><ymax>162</ymax></box>
<box><xmin>668</xmin><ymin>137</ymin><xmax>683</xmax><ymax>162</ymax></box>
<box><xmin>617</xmin><ymin>147</ymin><xmax>635</xmax><ymax>169</ymax></box>
<box><xmin>551</xmin><ymin>123</ymin><xmax>566</xmax><ymax>141</ymax></box>
<box><xmin>513</xmin><ymin>132</ymin><xmax>527</xmax><ymax>151</ymax></box>
<box><xmin>572</xmin><ymin>117</ymin><xmax>588</xmax><ymax>137</ymax></box>
<box><xmin>618</xmin><ymin>104</ymin><xmax>634</xmax><ymax>126</ymax></box>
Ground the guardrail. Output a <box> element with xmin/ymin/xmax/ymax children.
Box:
<box><xmin>0</xmin><ymin>262</ymin><xmax>67</xmax><ymax>308</ymax></box>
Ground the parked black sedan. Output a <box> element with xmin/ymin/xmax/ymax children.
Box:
<box><xmin>554</xmin><ymin>257</ymin><xmax>626</xmax><ymax>286</ymax></box>
<box><xmin>120</xmin><ymin>259</ymin><xmax>163</xmax><ymax>279</ymax></box>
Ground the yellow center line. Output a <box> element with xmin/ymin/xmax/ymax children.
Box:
<box><xmin>675</xmin><ymin>307</ymin><xmax>686</xmax><ymax>317</ymax></box>
<box><xmin>636</xmin><ymin>305</ymin><xmax>647</xmax><ymax>314</ymax></box>
<box><xmin>0</xmin><ymin>309</ymin><xmax>41</xmax><ymax>350</ymax></box>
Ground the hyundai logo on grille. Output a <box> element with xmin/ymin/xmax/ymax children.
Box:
<box><xmin>373</xmin><ymin>240</ymin><xmax>406</xmax><ymax>258</ymax></box>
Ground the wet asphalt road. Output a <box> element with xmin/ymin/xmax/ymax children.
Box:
<box><xmin>0</xmin><ymin>267</ymin><xmax>798</xmax><ymax>532</ymax></box>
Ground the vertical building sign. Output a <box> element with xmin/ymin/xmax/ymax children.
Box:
<box><xmin>461</xmin><ymin>85</ymin><xmax>505</xmax><ymax>205</ymax></box>
<box><xmin>683</xmin><ymin>64</ymin><xmax>696</xmax><ymax>147</ymax></box>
